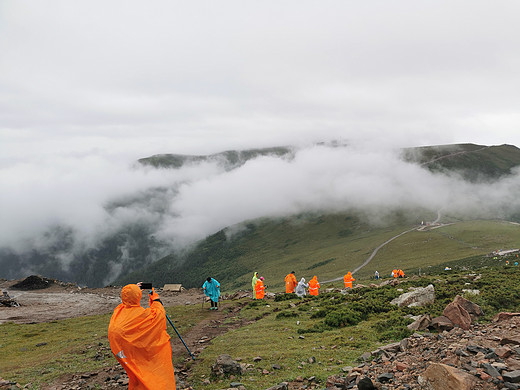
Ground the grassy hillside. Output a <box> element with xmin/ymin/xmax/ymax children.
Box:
<box><xmin>5</xmin><ymin>266</ymin><xmax>520</xmax><ymax>389</ymax></box>
<box><xmin>401</xmin><ymin>143</ymin><xmax>520</xmax><ymax>181</ymax></box>
<box><xmin>117</xmin><ymin>213</ymin><xmax>520</xmax><ymax>292</ymax></box>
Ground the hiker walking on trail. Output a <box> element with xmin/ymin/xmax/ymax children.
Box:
<box><xmin>252</xmin><ymin>272</ymin><xmax>259</xmax><ymax>299</ymax></box>
<box><xmin>393</xmin><ymin>269</ymin><xmax>398</xmax><ymax>278</ymax></box>
<box><xmin>295</xmin><ymin>277</ymin><xmax>308</xmax><ymax>297</ymax></box>
<box><xmin>202</xmin><ymin>277</ymin><xmax>220</xmax><ymax>310</ymax></box>
<box><xmin>375</xmin><ymin>271</ymin><xmax>379</xmax><ymax>280</ymax></box>
<box><xmin>308</xmin><ymin>275</ymin><xmax>320</xmax><ymax>296</ymax></box>
<box><xmin>255</xmin><ymin>277</ymin><xmax>265</xmax><ymax>299</ymax></box>
<box><xmin>285</xmin><ymin>271</ymin><xmax>297</xmax><ymax>293</ymax></box>
<box><xmin>344</xmin><ymin>272</ymin><xmax>355</xmax><ymax>289</ymax></box>
<box><xmin>108</xmin><ymin>283</ymin><xmax>176</xmax><ymax>390</ymax></box>
<box><xmin>398</xmin><ymin>269</ymin><xmax>405</xmax><ymax>278</ymax></box>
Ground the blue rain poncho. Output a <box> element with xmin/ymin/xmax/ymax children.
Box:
<box><xmin>202</xmin><ymin>278</ymin><xmax>221</xmax><ymax>303</ymax></box>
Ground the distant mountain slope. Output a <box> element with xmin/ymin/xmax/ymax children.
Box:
<box><xmin>138</xmin><ymin>146</ymin><xmax>294</xmax><ymax>170</ymax></box>
<box><xmin>3</xmin><ymin>143</ymin><xmax>520</xmax><ymax>288</ymax></box>
<box><xmin>401</xmin><ymin>143</ymin><xmax>520</xmax><ymax>181</ymax></box>
<box><xmin>115</xmin><ymin>213</ymin><xmax>520</xmax><ymax>291</ymax></box>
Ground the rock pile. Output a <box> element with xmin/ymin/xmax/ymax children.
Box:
<box><xmin>408</xmin><ymin>294</ymin><xmax>484</xmax><ymax>332</ymax></box>
<box><xmin>326</xmin><ymin>312</ymin><xmax>520</xmax><ymax>389</ymax></box>
<box><xmin>11</xmin><ymin>275</ymin><xmax>54</xmax><ymax>290</ymax></box>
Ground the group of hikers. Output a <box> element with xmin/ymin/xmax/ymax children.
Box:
<box><xmin>249</xmin><ymin>270</ymin><xmax>359</xmax><ymax>299</ymax></box>
<box><xmin>107</xmin><ymin>268</ymin><xmax>406</xmax><ymax>389</ymax></box>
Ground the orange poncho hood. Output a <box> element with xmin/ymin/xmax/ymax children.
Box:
<box><xmin>121</xmin><ymin>284</ymin><xmax>142</xmax><ymax>306</ymax></box>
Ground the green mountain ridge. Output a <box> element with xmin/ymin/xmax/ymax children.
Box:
<box><xmin>402</xmin><ymin>143</ymin><xmax>520</xmax><ymax>181</ymax></box>
<box><xmin>116</xmin><ymin>214</ymin><xmax>520</xmax><ymax>291</ymax></box>
<box><xmin>3</xmin><ymin>143</ymin><xmax>520</xmax><ymax>288</ymax></box>
<box><xmin>118</xmin><ymin>143</ymin><xmax>520</xmax><ymax>290</ymax></box>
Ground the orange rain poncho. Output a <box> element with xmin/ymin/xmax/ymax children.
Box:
<box><xmin>393</xmin><ymin>269</ymin><xmax>398</xmax><ymax>278</ymax></box>
<box><xmin>308</xmin><ymin>276</ymin><xmax>320</xmax><ymax>296</ymax></box>
<box><xmin>255</xmin><ymin>279</ymin><xmax>265</xmax><ymax>299</ymax></box>
<box><xmin>344</xmin><ymin>272</ymin><xmax>355</xmax><ymax>289</ymax></box>
<box><xmin>108</xmin><ymin>284</ymin><xmax>176</xmax><ymax>390</ymax></box>
<box><xmin>285</xmin><ymin>272</ymin><xmax>297</xmax><ymax>293</ymax></box>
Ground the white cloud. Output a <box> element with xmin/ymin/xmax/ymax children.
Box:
<box><xmin>1</xmin><ymin>0</ymin><xmax>520</xmax><ymax>265</ymax></box>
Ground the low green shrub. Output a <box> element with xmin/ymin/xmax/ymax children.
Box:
<box><xmin>275</xmin><ymin>311</ymin><xmax>300</xmax><ymax>319</ymax></box>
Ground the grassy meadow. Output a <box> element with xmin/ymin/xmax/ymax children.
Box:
<box><xmin>121</xmin><ymin>216</ymin><xmax>520</xmax><ymax>292</ymax></box>
<box><xmin>2</xmin><ymin>218</ymin><xmax>520</xmax><ymax>389</ymax></box>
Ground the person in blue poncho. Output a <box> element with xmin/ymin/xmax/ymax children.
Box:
<box><xmin>202</xmin><ymin>277</ymin><xmax>221</xmax><ymax>310</ymax></box>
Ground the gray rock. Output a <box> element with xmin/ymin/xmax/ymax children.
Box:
<box><xmin>358</xmin><ymin>376</ymin><xmax>376</xmax><ymax>390</ymax></box>
<box><xmin>211</xmin><ymin>354</ymin><xmax>243</xmax><ymax>377</ymax></box>
<box><xmin>390</xmin><ymin>284</ymin><xmax>435</xmax><ymax>307</ymax></box>
<box><xmin>504</xmin><ymin>370</ymin><xmax>520</xmax><ymax>383</ymax></box>
<box><xmin>481</xmin><ymin>362</ymin><xmax>501</xmax><ymax>378</ymax></box>
<box><xmin>264</xmin><ymin>382</ymin><xmax>289</xmax><ymax>390</ymax></box>
<box><xmin>376</xmin><ymin>373</ymin><xmax>394</xmax><ymax>383</ymax></box>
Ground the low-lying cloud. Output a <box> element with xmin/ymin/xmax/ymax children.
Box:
<box><xmin>2</xmin><ymin>143</ymin><xmax>520</xmax><ymax>252</ymax></box>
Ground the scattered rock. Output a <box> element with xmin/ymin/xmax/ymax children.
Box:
<box><xmin>430</xmin><ymin>315</ymin><xmax>454</xmax><ymax>331</ymax></box>
<box><xmin>211</xmin><ymin>354</ymin><xmax>243</xmax><ymax>377</ymax></box>
<box><xmin>264</xmin><ymin>382</ymin><xmax>288</xmax><ymax>390</ymax></box>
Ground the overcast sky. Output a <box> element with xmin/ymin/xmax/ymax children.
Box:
<box><xmin>1</xmin><ymin>1</ymin><xmax>520</xmax><ymax>257</ymax></box>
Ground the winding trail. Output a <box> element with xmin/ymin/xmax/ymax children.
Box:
<box><xmin>322</xmin><ymin>227</ymin><xmax>416</xmax><ymax>283</ymax></box>
<box><xmin>322</xmin><ymin>209</ymin><xmax>444</xmax><ymax>284</ymax></box>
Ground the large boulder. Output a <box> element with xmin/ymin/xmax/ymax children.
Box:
<box><xmin>452</xmin><ymin>295</ymin><xmax>483</xmax><ymax>319</ymax></box>
<box><xmin>210</xmin><ymin>354</ymin><xmax>243</xmax><ymax>377</ymax></box>
<box><xmin>443</xmin><ymin>301</ymin><xmax>472</xmax><ymax>330</ymax></box>
<box><xmin>390</xmin><ymin>284</ymin><xmax>435</xmax><ymax>308</ymax></box>
<box><xmin>418</xmin><ymin>363</ymin><xmax>476</xmax><ymax>390</ymax></box>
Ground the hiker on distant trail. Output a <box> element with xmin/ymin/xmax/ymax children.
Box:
<box><xmin>344</xmin><ymin>272</ymin><xmax>355</xmax><ymax>289</ymax></box>
<box><xmin>108</xmin><ymin>283</ymin><xmax>176</xmax><ymax>390</ymax></box>
<box><xmin>252</xmin><ymin>272</ymin><xmax>259</xmax><ymax>299</ymax></box>
<box><xmin>285</xmin><ymin>271</ymin><xmax>297</xmax><ymax>293</ymax></box>
<box><xmin>295</xmin><ymin>277</ymin><xmax>308</xmax><ymax>297</ymax></box>
<box><xmin>202</xmin><ymin>277</ymin><xmax>220</xmax><ymax>310</ymax></box>
<box><xmin>374</xmin><ymin>271</ymin><xmax>379</xmax><ymax>280</ymax></box>
<box><xmin>393</xmin><ymin>269</ymin><xmax>398</xmax><ymax>278</ymax></box>
<box><xmin>308</xmin><ymin>275</ymin><xmax>320</xmax><ymax>296</ymax></box>
<box><xmin>398</xmin><ymin>269</ymin><xmax>405</xmax><ymax>278</ymax></box>
<box><xmin>255</xmin><ymin>277</ymin><xmax>265</xmax><ymax>299</ymax></box>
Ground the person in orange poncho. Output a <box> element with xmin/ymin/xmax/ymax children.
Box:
<box><xmin>108</xmin><ymin>283</ymin><xmax>176</xmax><ymax>390</ymax></box>
<box><xmin>255</xmin><ymin>277</ymin><xmax>265</xmax><ymax>299</ymax></box>
<box><xmin>344</xmin><ymin>272</ymin><xmax>355</xmax><ymax>289</ymax></box>
<box><xmin>308</xmin><ymin>275</ymin><xmax>320</xmax><ymax>296</ymax></box>
<box><xmin>285</xmin><ymin>271</ymin><xmax>297</xmax><ymax>293</ymax></box>
<box><xmin>398</xmin><ymin>269</ymin><xmax>405</xmax><ymax>278</ymax></box>
<box><xmin>393</xmin><ymin>269</ymin><xmax>398</xmax><ymax>278</ymax></box>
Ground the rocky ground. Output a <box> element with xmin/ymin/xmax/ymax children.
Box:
<box><xmin>3</xmin><ymin>277</ymin><xmax>520</xmax><ymax>389</ymax></box>
<box><xmin>0</xmin><ymin>277</ymin><xmax>206</xmax><ymax>324</ymax></box>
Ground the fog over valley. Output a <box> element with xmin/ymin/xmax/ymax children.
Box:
<box><xmin>2</xmin><ymin>1</ymin><xmax>520</xmax><ymax>286</ymax></box>
<box><xmin>1</xmin><ymin>143</ymin><xmax>520</xmax><ymax>286</ymax></box>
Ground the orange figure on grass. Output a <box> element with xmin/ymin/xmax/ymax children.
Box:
<box><xmin>285</xmin><ymin>271</ymin><xmax>297</xmax><ymax>293</ymax></box>
<box><xmin>255</xmin><ymin>277</ymin><xmax>265</xmax><ymax>299</ymax></box>
<box><xmin>344</xmin><ymin>271</ymin><xmax>355</xmax><ymax>289</ymax></box>
<box><xmin>308</xmin><ymin>275</ymin><xmax>320</xmax><ymax>296</ymax></box>
<box><xmin>108</xmin><ymin>283</ymin><xmax>176</xmax><ymax>390</ymax></box>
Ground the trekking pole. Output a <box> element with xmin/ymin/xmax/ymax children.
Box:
<box><xmin>165</xmin><ymin>313</ymin><xmax>196</xmax><ymax>360</ymax></box>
